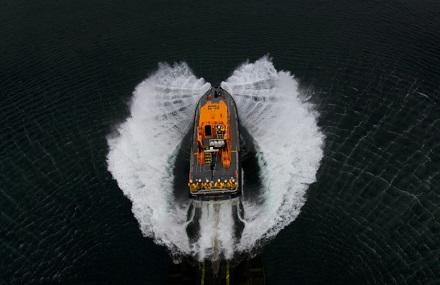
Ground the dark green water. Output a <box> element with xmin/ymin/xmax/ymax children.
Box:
<box><xmin>1</xmin><ymin>0</ymin><xmax>440</xmax><ymax>284</ymax></box>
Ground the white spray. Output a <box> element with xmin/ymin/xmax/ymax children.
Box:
<box><xmin>221</xmin><ymin>56</ymin><xmax>325</xmax><ymax>252</ymax></box>
<box><xmin>106</xmin><ymin>57</ymin><xmax>325</xmax><ymax>260</ymax></box>
<box><xmin>107</xmin><ymin>62</ymin><xmax>210</xmax><ymax>255</ymax></box>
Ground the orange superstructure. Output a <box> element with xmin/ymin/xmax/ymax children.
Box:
<box><xmin>196</xmin><ymin>99</ymin><xmax>232</xmax><ymax>169</ymax></box>
<box><xmin>188</xmin><ymin>87</ymin><xmax>241</xmax><ymax>199</ymax></box>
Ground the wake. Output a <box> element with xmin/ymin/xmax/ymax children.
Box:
<box><xmin>106</xmin><ymin>57</ymin><xmax>325</xmax><ymax>260</ymax></box>
<box><xmin>222</xmin><ymin>57</ymin><xmax>324</xmax><ymax>251</ymax></box>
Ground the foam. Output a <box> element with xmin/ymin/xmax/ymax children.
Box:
<box><xmin>221</xmin><ymin>56</ymin><xmax>325</xmax><ymax>251</ymax></box>
<box><xmin>107</xmin><ymin>62</ymin><xmax>210</xmax><ymax>255</ymax></box>
<box><xmin>107</xmin><ymin>57</ymin><xmax>325</xmax><ymax>260</ymax></box>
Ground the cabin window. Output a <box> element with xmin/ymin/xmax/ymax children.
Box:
<box><xmin>204</xmin><ymin>125</ymin><xmax>212</xmax><ymax>137</ymax></box>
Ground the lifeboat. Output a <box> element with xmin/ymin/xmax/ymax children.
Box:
<box><xmin>188</xmin><ymin>87</ymin><xmax>241</xmax><ymax>199</ymax></box>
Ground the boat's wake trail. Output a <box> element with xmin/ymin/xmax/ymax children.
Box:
<box><xmin>106</xmin><ymin>56</ymin><xmax>325</xmax><ymax>260</ymax></box>
<box><xmin>107</xmin><ymin>63</ymin><xmax>210</xmax><ymax>255</ymax></box>
<box><xmin>221</xmin><ymin>57</ymin><xmax>324</xmax><ymax>252</ymax></box>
